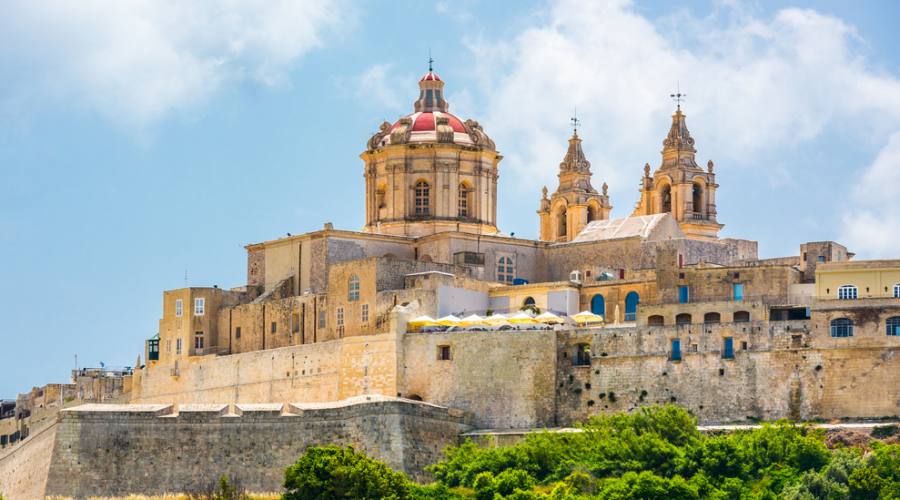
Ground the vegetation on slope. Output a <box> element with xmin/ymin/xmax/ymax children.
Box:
<box><xmin>283</xmin><ymin>405</ymin><xmax>899</xmax><ymax>499</ymax></box>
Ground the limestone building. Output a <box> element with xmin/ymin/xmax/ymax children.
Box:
<box><xmin>129</xmin><ymin>66</ymin><xmax>898</xmax><ymax>430</ymax></box>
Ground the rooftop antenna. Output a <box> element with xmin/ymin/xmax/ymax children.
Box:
<box><xmin>570</xmin><ymin>107</ymin><xmax>580</xmax><ymax>135</ymax></box>
<box><xmin>670</xmin><ymin>82</ymin><xmax>686</xmax><ymax>111</ymax></box>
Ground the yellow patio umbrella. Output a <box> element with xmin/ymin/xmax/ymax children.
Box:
<box><xmin>571</xmin><ymin>310</ymin><xmax>604</xmax><ymax>324</ymax></box>
<box><xmin>535</xmin><ymin>311</ymin><xmax>564</xmax><ymax>324</ymax></box>
<box><xmin>508</xmin><ymin>311</ymin><xmax>538</xmax><ymax>324</ymax></box>
<box><xmin>459</xmin><ymin>314</ymin><xmax>486</xmax><ymax>326</ymax></box>
<box><xmin>483</xmin><ymin>313</ymin><xmax>509</xmax><ymax>326</ymax></box>
<box><xmin>407</xmin><ymin>315</ymin><xmax>438</xmax><ymax>331</ymax></box>
<box><xmin>436</xmin><ymin>314</ymin><xmax>462</xmax><ymax>326</ymax></box>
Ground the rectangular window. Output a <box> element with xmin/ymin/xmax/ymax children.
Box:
<box><xmin>817</xmin><ymin>255</ymin><xmax>825</xmax><ymax>263</ymax></box>
<box><xmin>175</xmin><ymin>299</ymin><xmax>183</xmax><ymax>317</ymax></box>
<box><xmin>235</xmin><ymin>326</ymin><xmax>241</xmax><ymax>339</ymax></box>
<box><xmin>670</xmin><ymin>339</ymin><xmax>681</xmax><ymax>361</ymax></box>
<box><xmin>678</xmin><ymin>286</ymin><xmax>690</xmax><ymax>304</ymax></box>
<box><xmin>292</xmin><ymin>313</ymin><xmax>300</xmax><ymax>333</ymax></box>
<box><xmin>194</xmin><ymin>297</ymin><xmax>205</xmax><ymax>316</ymax></box>
<box><xmin>271</xmin><ymin>321</ymin><xmax>277</xmax><ymax>334</ymax></box>
<box><xmin>723</xmin><ymin>337</ymin><xmax>734</xmax><ymax>359</ymax></box>
<box><xmin>337</xmin><ymin>307</ymin><xmax>344</xmax><ymax>337</ymax></box>
<box><xmin>733</xmin><ymin>283</ymin><xmax>744</xmax><ymax>301</ymax></box>
<box><xmin>318</xmin><ymin>311</ymin><xmax>326</xmax><ymax>329</ymax></box>
<box><xmin>176</xmin><ymin>338</ymin><xmax>182</xmax><ymax>355</ymax></box>
<box><xmin>194</xmin><ymin>332</ymin><xmax>204</xmax><ymax>350</ymax></box>
<box><xmin>741</xmin><ymin>341</ymin><xmax>748</xmax><ymax>350</ymax></box>
<box><xmin>438</xmin><ymin>345</ymin><xmax>451</xmax><ymax>361</ymax></box>
<box><xmin>166</xmin><ymin>340</ymin><xmax>171</xmax><ymax>352</ymax></box>
<box><xmin>361</xmin><ymin>304</ymin><xmax>369</xmax><ymax>324</ymax></box>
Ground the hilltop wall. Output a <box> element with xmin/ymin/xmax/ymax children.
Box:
<box><xmin>44</xmin><ymin>398</ymin><xmax>471</xmax><ymax>499</ymax></box>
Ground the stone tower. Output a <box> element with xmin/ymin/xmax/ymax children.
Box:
<box><xmin>360</xmin><ymin>68</ymin><xmax>501</xmax><ymax>237</ymax></box>
<box><xmin>632</xmin><ymin>104</ymin><xmax>722</xmax><ymax>240</ymax></box>
<box><xmin>538</xmin><ymin>129</ymin><xmax>611</xmax><ymax>242</ymax></box>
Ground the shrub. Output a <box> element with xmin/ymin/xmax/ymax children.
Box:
<box><xmin>283</xmin><ymin>445</ymin><xmax>409</xmax><ymax>500</ymax></box>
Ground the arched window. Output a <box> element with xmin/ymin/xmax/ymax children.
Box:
<box><xmin>830</xmin><ymin>318</ymin><xmax>853</xmax><ymax>338</ymax></box>
<box><xmin>648</xmin><ymin>315</ymin><xmax>665</xmax><ymax>326</ymax></box>
<box><xmin>894</xmin><ymin>284</ymin><xmax>900</xmax><ymax>298</ymax></box>
<box><xmin>625</xmin><ymin>292</ymin><xmax>639</xmax><ymax>321</ymax></box>
<box><xmin>497</xmin><ymin>256</ymin><xmax>514</xmax><ymax>283</ymax></box>
<box><xmin>414</xmin><ymin>180</ymin><xmax>430</xmax><ymax>215</ymax></box>
<box><xmin>661</xmin><ymin>185</ymin><xmax>672</xmax><ymax>213</ymax></box>
<box><xmin>734</xmin><ymin>311</ymin><xmax>750</xmax><ymax>323</ymax></box>
<box><xmin>837</xmin><ymin>285</ymin><xmax>858</xmax><ymax>300</ymax></box>
<box><xmin>348</xmin><ymin>275</ymin><xmax>360</xmax><ymax>301</ymax></box>
<box><xmin>886</xmin><ymin>317</ymin><xmax>900</xmax><ymax>336</ymax></box>
<box><xmin>692</xmin><ymin>183</ymin><xmax>703</xmax><ymax>215</ymax></box>
<box><xmin>587</xmin><ymin>204</ymin><xmax>598</xmax><ymax>223</ymax></box>
<box><xmin>522</xmin><ymin>297</ymin><xmax>536</xmax><ymax>311</ymax></box>
<box><xmin>590</xmin><ymin>294</ymin><xmax>605</xmax><ymax>317</ymax></box>
<box><xmin>704</xmin><ymin>312</ymin><xmax>721</xmax><ymax>324</ymax></box>
<box><xmin>557</xmin><ymin>208</ymin><xmax>567</xmax><ymax>237</ymax></box>
<box><xmin>457</xmin><ymin>183</ymin><xmax>470</xmax><ymax>218</ymax></box>
<box><xmin>676</xmin><ymin>313</ymin><xmax>692</xmax><ymax>325</ymax></box>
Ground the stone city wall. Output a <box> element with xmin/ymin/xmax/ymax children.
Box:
<box><xmin>134</xmin><ymin>333</ymin><xmax>400</xmax><ymax>405</ymax></box>
<box><xmin>555</xmin><ymin>323</ymin><xmax>900</xmax><ymax>425</ymax></box>
<box><xmin>44</xmin><ymin>398</ymin><xmax>472</xmax><ymax>499</ymax></box>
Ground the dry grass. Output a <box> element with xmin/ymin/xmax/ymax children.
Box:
<box><xmin>48</xmin><ymin>494</ymin><xmax>280</xmax><ymax>500</ymax></box>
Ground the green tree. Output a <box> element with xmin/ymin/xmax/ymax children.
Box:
<box><xmin>283</xmin><ymin>445</ymin><xmax>410</xmax><ymax>500</ymax></box>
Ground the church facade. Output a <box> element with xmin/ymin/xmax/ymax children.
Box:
<box><xmin>133</xmin><ymin>68</ymin><xmax>900</xmax><ymax>429</ymax></box>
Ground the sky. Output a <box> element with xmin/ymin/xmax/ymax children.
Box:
<box><xmin>1</xmin><ymin>0</ymin><xmax>899</xmax><ymax>398</ymax></box>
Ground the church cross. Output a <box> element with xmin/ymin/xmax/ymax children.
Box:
<box><xmin>670</xmin><ymin>84</ymin><xmax>686</xmax><ymax>110</ymax></box>
<box><xmin>428</xmin><ymin>50</ymin><xmax>434</xmax><ymax>72</ymax></box>
<box><xmin>570</xmin><ymin>108</ymin><xmax>580</xmax><ymax>135</ymax></box>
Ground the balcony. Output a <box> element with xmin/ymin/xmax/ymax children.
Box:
<box><xmin>453</xmin><ymin>251</ymin><xmax>485</xmax><ymax>266</ymax></box>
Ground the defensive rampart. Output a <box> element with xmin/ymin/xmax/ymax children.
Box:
<box><xmin>43</xmin><ymin>397</ymin><xmax>472</xmax><ymax>499</ymax></box>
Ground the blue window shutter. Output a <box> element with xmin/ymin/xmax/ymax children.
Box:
<box><xmin>723</xmin><ymin>337</ymin><xmax>734</xmax><ymax>359</ymax></box>
<box><xmin>733</xmin><ymin>284</ymin><xmax>744</xmax><ymax>301</ymax></box>
<box><xmin>679</xmin><ymin>286</ymin><xmax>689</xmax><ymax>304</ymax></box>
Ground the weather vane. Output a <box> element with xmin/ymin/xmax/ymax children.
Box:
<box><xmin>670</xmin><ymin>83</ymin><xmax>686</xmax><ymax>110</ymax></box>
<box><xmin>570</xmin><ymin>107</ymin><xmax>580</xmax><ymax>135</ymax></box>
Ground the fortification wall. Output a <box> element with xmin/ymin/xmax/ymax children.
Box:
<box><xmin>556</xmin><ymin>325</ymin><xmax>900</xmax><ymax>425</ymax></box>
<box><xmin>134</xmin><ymin>333</ymin><xmax>399</xmax><ymax>405</ymax></box>
<box><xmin>44</xmin><ymin>398</ymin><xmax>471</xmax><ymax>499</ymax></box>
<box><xmin>400</xmin><ymin>330</ymin><xmax>557</xmax><ymax>428</ymax></box>
<box><xmin>0</xmin><ymin>422</ymin><xmax>57</xmax><ymax>500</ymax></box>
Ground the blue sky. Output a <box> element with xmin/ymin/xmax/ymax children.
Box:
<box><xmin>1</xmin><ymin>0</ymin><xmax>899</xmax><ymax>398</ymax></box>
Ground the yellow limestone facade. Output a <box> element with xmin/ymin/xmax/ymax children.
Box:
<box><xmin>123</xmin><ymin>67</ymin><xmax>900</xmax><ymax>429</ymax></box>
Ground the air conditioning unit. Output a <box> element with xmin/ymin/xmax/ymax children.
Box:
<box><xmin>569</xmin><ymin>270</ymin><xmax>583</xmax><ymax>285</ymax></box>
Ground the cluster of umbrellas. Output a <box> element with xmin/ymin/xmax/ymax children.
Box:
<box><xmin>407</xmin><ymin>310</ymin><xmax>604</xmax><ymax>331</ymax></box>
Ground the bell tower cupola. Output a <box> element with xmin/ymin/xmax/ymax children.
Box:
<box><xmin>538</xmin><ymin>119</ymin><xmax>612</xmax><ymax>242</ymax></box>
<box><xmin>633</xmin><ymin>95</ymin><xmax>723</xmax><ymax>240</ymax></box>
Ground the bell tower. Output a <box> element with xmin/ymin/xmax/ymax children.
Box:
<box><xmin>538</xmin><ymin>120</ymin><xmax>611</xmax><ymax>242</ymax></box>
<box><xmin>633</xmin><ymin>96</ymin><xmax>722</xmax><ymax>240</ymax></box>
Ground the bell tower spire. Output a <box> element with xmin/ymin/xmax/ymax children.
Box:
<box><xmin>632</xmin><ymin>92</ymin><xmax>723</xmax><ymax>240</ymax></box>
<box><xmin>538</xmin><ymin>118</ymin><xmax>612</xmax><ymax>242</ymax></box>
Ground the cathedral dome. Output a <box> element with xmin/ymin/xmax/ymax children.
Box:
<box><xmin>366</xmin><ymin>70</ymin><xmax>495</xmax><ymax>150</ymax></box>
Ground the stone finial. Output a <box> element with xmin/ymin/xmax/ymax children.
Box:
<box><xmin>602</xmin><ymin>182</ymin><xmax>608</xmax><ymax>195</ymax></box>
<box><xmin>644</xmin><ymin>163</ymin><xmax>651</xmax><ymax>177</ymax></box>
<box><xmin>707</xmin><ymin>159</ymin><xmax>714</xmax><ymax>173</ymax></box>
<box><xmin>541</xmin><ymin>186</ymin><xmax>549</xmax><ymax>199</ymax></box>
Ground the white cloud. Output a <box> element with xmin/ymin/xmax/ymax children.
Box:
<box><xmin>0</xmin><ymin>0</ymin><xmax>349</xmax><ymax>129</ymax></box>
<box><xmin>353</xmin><ymin>64</ymin><xmax>408</xmax><ymax>112</ymax></box>
<box><xmin>840</xmin><ymin>131</ymin><xmax>900</xmax><ymax>257</ymax></box>
<box><xmin>464</xmin><ymin>0</ymin><xmax>900</xmax><ymax>254</ymax></box>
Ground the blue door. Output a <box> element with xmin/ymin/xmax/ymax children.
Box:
<box><xmin>671</xmin><ymin>339</ymin><xmax>681</xmax><ymax>361</ymax></box>
<box><xmin>590</xmin><ymin>294</ymin><xmax>605</xmax><ymax>317</ymax></box>
<box><xmin>733</xmin><ymin>283</ymin><xmax>744</xmax><ymax>301</ymax></box>
<box><xmin>723</xmin><ymin>337</ymin><xmax>734</xmax><ymax>359</ymax></box>
<box><xmin>678</xmin><ymin>286</ymin><xmax>690</xmax><ymax>304</ymax></box>
<box><xmin>625</xmin><ymin>292</ymin><xmax>639</xmax><ymax>321</ymax></box>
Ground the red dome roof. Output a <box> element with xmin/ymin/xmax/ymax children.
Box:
<box><xmin>419</xmin><ymin>71</ymin><xmax>442</xmax><ymax>82</ymax></box>
<box><xmin>380</xmin><ymin>111</ymin><xmax>473</xmax><ymax>146</ymax></box>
